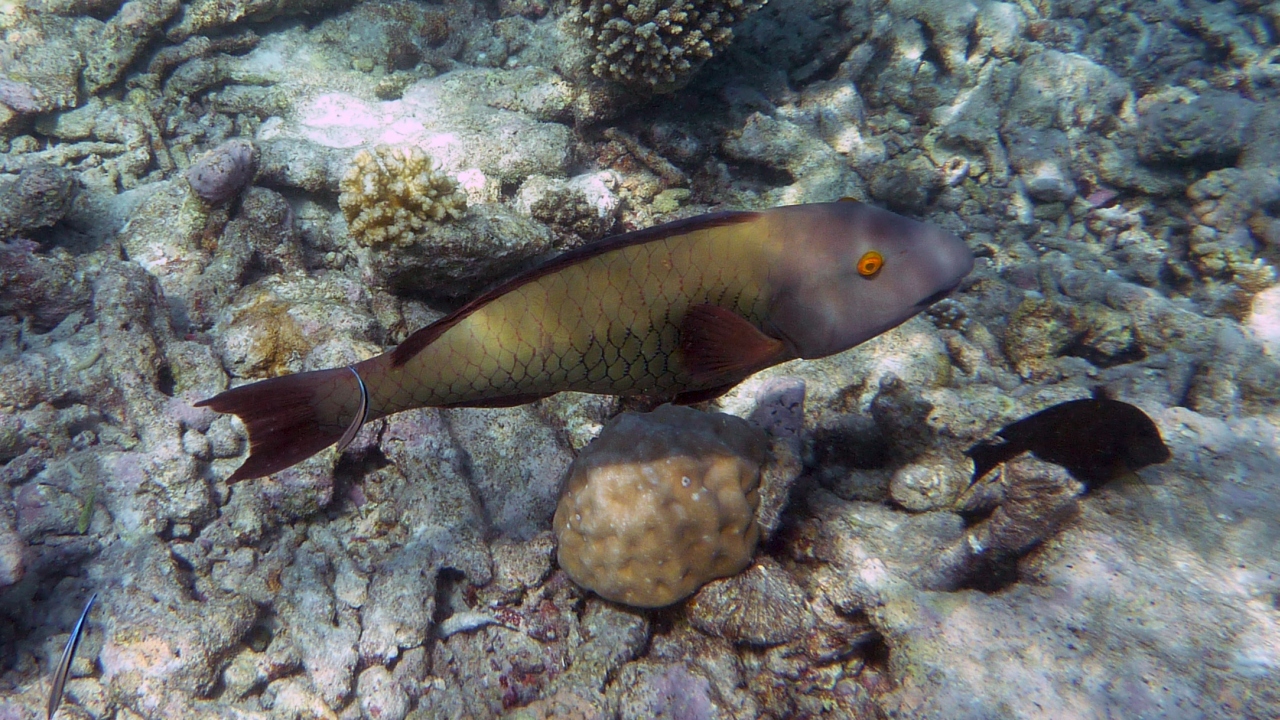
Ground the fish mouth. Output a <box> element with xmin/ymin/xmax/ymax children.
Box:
<box><xmin>914</xmin><ymin>279</ymin><xmax>962</xmax><ymax>308</ymax></box>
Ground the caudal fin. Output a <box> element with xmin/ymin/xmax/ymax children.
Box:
<box><xmin>195</xmin><ymin>368</ymin><xmax>359</xmax><ymax>482</ymax></box>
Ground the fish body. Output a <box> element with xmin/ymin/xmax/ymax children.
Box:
<box><xmin>198</xmin><ymin>201</ymin><xmax>973</xmax><ymax>481</ymax></box>
<box><xmin>48</xmin><ymin>592</ymin><xmax>96</xmax><ymax>720</ymax></box>
<box><xmin>966</xmin><ymin>396</ymin><xmax>1172</xmax><ymax>489</ymax></box>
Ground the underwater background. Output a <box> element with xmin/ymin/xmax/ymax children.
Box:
<box><xmin>2</xmin><ymin>0</ymin><xmax>1279</xmax><ymax>717</ymax></box>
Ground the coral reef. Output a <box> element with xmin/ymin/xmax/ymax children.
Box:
<box><xmin>554</xmin><ymin>404</ymin><xmax>767</xmax><ymax>607</ymax></box>
<box><xmin>3</xmin><ymin>0</ymin><xmax>1280</xmax><ymax>716</ymax></box>
<box><xmin>566</xmin><ymin>0</ymin><xmax>766</xmax><ymax>92</ymax></box>
<box><xmin>339</xmin><ymin>145</ymin><xmax>468</xmax><ymax>248</ymax></box>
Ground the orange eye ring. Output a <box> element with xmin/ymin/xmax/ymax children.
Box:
<box><xmin>857</xmin><ymin>250</ymin><xmax>884</xmax><ymax>277</ymax></box>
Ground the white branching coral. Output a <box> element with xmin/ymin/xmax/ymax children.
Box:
<box><xmin>570</xmin><ymin>0</ymin><xmax>766</xmax><ymax>91</ymax></box>
<box><xmin>338</xmin><ymin>145</ymin><xmax>467</xmax><ymax>248</ymax></box>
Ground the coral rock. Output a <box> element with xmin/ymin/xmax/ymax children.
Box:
<box><xmin>0</xmin><ymin>505</ymin><xmax>25</xmax><ymax>591</ymax></box>
<box><xmin>515</xmin><ymin>172</ymin><xmax>622</xmax><ymax>241</ymax></box>
<box><xmin>0</xmin><ymin>163</ymin><xmax>78</xmax><ymax>238</ymax></box>
<box><xmin>339</xmin><ymin>145</ymin><xmax>467</xmax><ymax>248</ymax></box>
<box><xmin>686</xmin><ymin>557</ymin><xmax>814</xmax><ymax>646</ymax></box>
<box><xmin>0</xmin><ymin>238</ymin><xmax>90</xmax><ymax>333</ymax></box>
<box><xmin>1138</xmin><ymin>92</ymin><xmax>1256</xmax><ymax>169</ymax></box>
<box><xmin>889</xmin><ymin>455</ymin><xmax>971</xmax><ymax>512</ymax></box>
<box><xmin>747</xmin><ymin>376</ymin><xmax>807</xmax><ymax>539</ymax></box>
<box><xmin>185</xmin><ymin>138</ymin><xmax>257</xmax><ymax>205</ymax></box>
<box><xmin>212</xmin><ymin>272</ymin><xmax>378</xmax><ymax>379</ymax></box>
<box><xmin>615</xmin><ymin>662</ymin><xmax>717</xmax><ymax>720</ymax></box>
<box><xmin>555</xmin><ymin>404</ymin><xmax>767</xmax><ymax>608</ymax></box>
<box><xmin>916</xmin><ymin>456</ymin><xmax>1081</xmax><ymax>591</ymax></box>
<box><xmin>357</xmin><ymin>665</ymin><xmax>409</xmax><ymax>720</ymax></box>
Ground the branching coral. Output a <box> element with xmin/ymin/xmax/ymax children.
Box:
<box><xmin>569</xmin><ymin>0</ymin><xmax>766</xmax><ymax>91</ymax></box>
<box><xmin>338</xmin><ymin>145</ymin><xmax>467</xmax><ymax>248</ymax></box>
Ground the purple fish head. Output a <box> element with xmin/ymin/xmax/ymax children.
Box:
<box><xmin>765</xmin><ymin>200</ymin><xmax>973</xmax><ymax>359</ymax></box>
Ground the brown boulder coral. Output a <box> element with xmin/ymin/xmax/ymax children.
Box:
<box><xmin>338</xmin><ymin>145</ymin><xmax>467</xmax><ymax>248</ymax></box>
<box><xmin>554</xmin><ymin>404</ymin><xmax>767</xmax><ymax>608</ymax></box>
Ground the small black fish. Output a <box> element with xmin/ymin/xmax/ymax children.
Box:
<box><xmin>966</xmin><ymin>392</ymin><xmax>1171</xmax><ymax>491</ymax></box>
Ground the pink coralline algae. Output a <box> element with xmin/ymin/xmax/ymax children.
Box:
<box><xmin>0</xmin><ymin>79</ymin><xmax>45</xmax><ymax>114</ymax></box>
<box><xmin>0</xmin><ymin>164</ymin><xmax>78</xmax><ymax>239</ymax></box>
<box><xmin>0</xmin><ymin>238</ymin><xmax>90</xmax><ymax>332</ymax></box>
<box><xmin>185</xmin><ymin>138</ymin><xmax>257</xmax><ymax>205</ymax></box>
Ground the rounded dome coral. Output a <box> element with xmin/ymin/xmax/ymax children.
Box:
<box><xmin>554</xmin><ymin>404</ymin><xmax>767</xmax><ymax>608</ymax></box>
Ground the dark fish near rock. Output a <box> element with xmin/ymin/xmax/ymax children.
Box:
<box><xmin>966</xmin><ymin>392</ymin><xmax>1171</xmax><ymax>490</ymax></box>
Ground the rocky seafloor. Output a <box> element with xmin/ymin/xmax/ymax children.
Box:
<box><xmin>2</xmin><ymin>0</ymin><xmax>1280</xmax><ymax>717</ymax></box>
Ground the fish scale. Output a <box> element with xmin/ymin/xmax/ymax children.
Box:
<box><xmin>196</xmin><ymin>201</ymin><xmax>973</xmax><ymax>481</ymax></box>
<box><xmin>365</xmin><ymin>222</ymin><xmax>775</xmax><ymax>418</ymax></box>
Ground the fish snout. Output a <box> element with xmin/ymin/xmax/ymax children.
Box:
<box><xmin>914</xmin><ymin>229</ymin><xmax>973</xmax><ymax>308</ymax></box>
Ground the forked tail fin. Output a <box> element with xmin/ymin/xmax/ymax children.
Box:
<box><xmin>195</xmin><ymin>367</ymin><xmax>362</xmax><ymax>482</ymax></box>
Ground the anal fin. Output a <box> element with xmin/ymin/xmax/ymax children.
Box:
<box><xmin>673</xmin><ymin>382</ymin><xmax>740</xmax><ymax>405</ymax></box>
<box><xmin>679</xmin><ymin>303</ymin><xmax>787</xmax><ymax>385</ymax></box>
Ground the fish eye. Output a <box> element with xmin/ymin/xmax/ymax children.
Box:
<box><xmin>857</xmin><ymin>250</ymin><xmax>884</xmax><ymax>277</ymax></box>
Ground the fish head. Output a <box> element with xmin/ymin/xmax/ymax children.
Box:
<box><xmin>1122</xmin><ymin>416</ymin><xmax>1172</xmax><ymax>469</ymax></box>
<box><xmin>765</xmin><ymin>200</ymin><xmax>974</xmax><ymax>359</ymax></box>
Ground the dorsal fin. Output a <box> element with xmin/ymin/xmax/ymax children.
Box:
<box><xmin>390</xmin><ymin>210</ymin><xmax>762</xmax><ymax>367</ymax></box>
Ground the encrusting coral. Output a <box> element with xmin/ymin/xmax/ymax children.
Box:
<box><xmin>568</xmin><ymin>0</ymin><xmax>766</xmax><ymax>91</ymax></box>
<box><xmin>338</xmin><ymin>145</ymin><xmax>468</xmax><ymax>248</ymax></box>
<box><xmin>554</xmin><ymin>404</ymin><xmax>767</xmax><ymax>608</ymax></box>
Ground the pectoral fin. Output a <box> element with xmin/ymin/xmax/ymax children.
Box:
<box><xmin>679</xmin><ymin>303</ymin><xmax>787</xmax><ymax>385</ymax></box>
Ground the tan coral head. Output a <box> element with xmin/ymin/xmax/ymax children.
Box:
<box><xmin>338</xmin><ymin>144</ymin><xmax>467</xmax><ymax>248</ymax></box>
<box><xmin>554</xmin><ymin>404</ymin><xmax>766</xmax><ymax>608</ymax></box>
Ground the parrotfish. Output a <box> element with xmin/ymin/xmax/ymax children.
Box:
<box><xmin>966</xmin><ymin>391</ymin><xmax>1172</xmax><ymax>490</ymax></box>
<box><xmin>198</xmin><ymin>200</ymin><xmax>973</xmax><ymax>480</ymax></box>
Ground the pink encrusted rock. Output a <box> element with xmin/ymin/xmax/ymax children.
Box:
<box><xmin>185</xmin><ymin>138</ymin><xmax>257</xmax><ymax>205</ymax></box>
<box><xmin>0</xmin><ymin>509</ymin><xmax>25</xmax><ymax>590</ymax></box>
